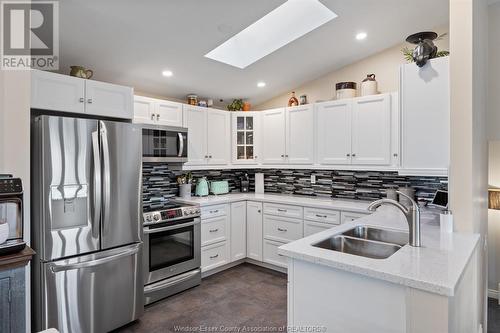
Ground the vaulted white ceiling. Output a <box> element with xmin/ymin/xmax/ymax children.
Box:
<box><xmin>58</xmin><ymin>0</ymin><xmax>449</xmax><ymax>106</ymax></box>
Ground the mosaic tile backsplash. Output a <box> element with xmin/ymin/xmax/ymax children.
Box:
<box><xmin>143</xmin><ymin>163</ymin><xmax>448</xmax><ymax>211</ymax></box>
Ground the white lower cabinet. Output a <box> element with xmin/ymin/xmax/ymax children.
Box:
<box><xmin>199</xmin><ymin>200</ymin><xmax>370</xmax><ymax>274</ymax></box>
<box><xmin>246</xmin><ymin>201</ymin><xmax>263</xmax><ymax>261</ymax></box>
<box><xmin>201</xmin><ymin>241</ymin><xmax>230</xmax><ymax>272</ymax></box>
<box><xmin>341</xmin><ymin>211</ymin><xmax>369</xmax><ymax>224</ymax></box>
<box><xmin>303</xmin><ymin>220</ymin><xmax>333</xmax><ymax>237</ymax></box>
<box><xmin>230</xmin><ymin>202</ymin><xmax>247</xmax><ymax>262</ymax></box>
<box><xmin>201</xmin><ymin>215</ymin><xmax>228</xmax><ymax>247</ymax></box>
<box><xmin>263</xmin><ymin>215</ymin><xmax>303</xmax><ymax>243</ymax></box>
<box><xmin>263</xmin><ymin>239</ymin><xmax>288</xmax><ymax>268</ymax></box>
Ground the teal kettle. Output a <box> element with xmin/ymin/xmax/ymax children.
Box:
<box><xmin>195</xmin><ymin>177</ymin><xmax>209</xmax><ymax>197</ymax></box>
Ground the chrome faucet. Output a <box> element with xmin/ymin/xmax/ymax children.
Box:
<box><xmin>367</xmin><ymin>191</ymin><xmax>421</xmax><ymax>247</ymax></box>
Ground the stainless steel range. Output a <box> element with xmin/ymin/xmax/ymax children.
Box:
<box><xmin>143</xmin><ymin>202</ymin><xmax>201</xmax><ymax>305</ymax></box>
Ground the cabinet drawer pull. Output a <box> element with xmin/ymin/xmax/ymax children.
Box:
<box><xmin>277</xmin><ymin>209</ymin><xmax>287</xmax><ymax>212</ymax></box>
<box><xmin>352</xmin><ymin>153</ymin><xmax>356</xmax><ymax>157</ymax></box>
<box><xmin>346</xmin><ymin>153</ymin><xmax>351</xmax><ymax>157</ymax></box>
<box><xmin>281</xmin><ymin>154</ymin><xmax>285</xmax><ymax>157</ymax></box>
<box><xmin>87</xmin><ymin>98</ymin><xmax>93</xmax><ymax>104</ymax></box>
<box><xmin>393</xmin><ymin>153</ymin><xmax>398</xmax><ymax>157</ymax></box>
<box><xmin>257</xmin><ymin>210</ymin><xmax>261</xmax><ymax>213</ymax></box>
<box><xmin>316</xmin><ymin>214</ymin><xmax>328</xmax><ymax>218</ymax></box>
<box><xmin>209</xmin><ymin>254</ymin><xmax>219</xmax><ymax>259</ymax></box>
<box><xmin>209</xmin><ymin>209</ymin><xmax>219</xmax><ymax>214</ymax></box>
<box><xmin>209</xmin><ymin>228</ymin><xmax>219</xmax><ymax>233</ymax></box>
<box><xmin>277</xmin><ymin>227</ymin><xmax>288</xmax><ymax>232</ymax></box>
<box><xmin>209</xmin><ymin>155</ymin><xmax>213</xmax><ymax>158</ymax></box>
<box><xmin>156</xmin><ymin>114</ymin><xmax>160</xmax><ymax>121</ymax></box>
<box><xmin>79</xmin><ymin>97</ymin><xmax>85</xmax><ymax>103</ymax></box>
<box><xmin>151</xmin><ymin>114</ymin><xmax>155</xmax><ymax>120</ymax></box>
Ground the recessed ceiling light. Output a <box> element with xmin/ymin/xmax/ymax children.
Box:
<box><xmin>356</xmin><ymin>32</ymin><xmax>367</xmax><ymax>40</ymax></box>
<box><xmin>257</xmin><ymin>82</ymin><xmax>266</xmax><ymax>88</ymax></box>
<box><xmin>205</xmin><ymin>0</ymin><xmax>337</xmax><ymax>69</ymax></box>
<box><xmin>162</xmin><ymin>70</ymin><xmax>173</xmax><ymax>77</ymax></box>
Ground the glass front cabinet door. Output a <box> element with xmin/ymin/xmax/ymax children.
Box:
<box><xmin>231</xmin><ymin>112</ymin><xmax>261</xmax><ymax>164</ymax></box>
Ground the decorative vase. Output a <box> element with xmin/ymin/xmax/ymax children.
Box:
<box><xmin>243</xmin><ymin>102</ymin><xmax>251</xmax><ymax>111</ymax></box>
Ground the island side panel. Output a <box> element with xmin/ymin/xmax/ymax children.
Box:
<box><xmin>288</xmin><ymin>258</ymin><xmax>406</xmax><ymax>333</ymax></box>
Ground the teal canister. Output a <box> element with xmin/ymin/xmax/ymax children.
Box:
<box><xmin>195</xmin><ymin>177</ymin><xmax>209</xmax><ymax>197</ymax></box>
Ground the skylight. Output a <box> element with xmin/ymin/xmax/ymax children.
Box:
<box><xmin>204</xmin><ymin>0</ymin><xmax>337</xmax><ymax>69</ymax></box>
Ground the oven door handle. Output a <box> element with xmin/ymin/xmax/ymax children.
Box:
<box><xmin>144</xmin><ymin>220</ymin><xmax>199</xmax><ymax>234</ymax></box>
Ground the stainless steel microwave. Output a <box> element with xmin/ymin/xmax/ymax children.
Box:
<box><xmin>142</xmin><ymin>126</ymin><xmax>188</xmax><ymax>163</ymax></box>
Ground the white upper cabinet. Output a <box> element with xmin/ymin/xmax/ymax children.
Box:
<box><xmin>183</xmin><ymin>105</ymin><xmax>208</xmax><ymax>165</ymax></box>
<box><xmin>400</xmin><ymin>57</ymin><xmax>449</xmax><ymax>175</ymax></box>
<box><xmin>31</xmin><ymin>70</ymin><xmax>85</xmax><ymax>114</ymax></box>
<box><xmin>133</xmin><ymin>95</ymin><xmax>156</xmax><ymax>123</ymax></box>
<box><xmin>183</xmin><ymin>106</ymin><xmax>230</xmax><ymax>165</ymax></box>
<box><xmin>286</xmin><ymin>105</ymin><xmax>314</xmax><ymax>164</ymax></box>
<box><xmin>232</xmin><ymin>112</ymin><xmax>261</xmax><ymax>164</ymax></box>
<box><xmin>261</xmin><ymin>108</ymin><xmax>287</xmax><ymax>164</ymax></box>
<box><xmin>351</xmin><ymin>94</ymin><xmax>391</xmax><ymax>165</ymax></box>
<box><xmin>85</xmin><ymin>80</ymin><xmax>133</xmax><ymax>119</ymax></box>
<box><xmin>155</xmin><ymin>100</ymin><xmax>183</xmax><ymax>127</ymax></box>
<box><xmin>133</xmin><ymin>96</ymin><xmax>183</xmax><ymax>127</ymax></box>
<box><xmin>315</xmin><ymin>100</ymin><xmax>352</xmax><ymax>165</ymax></box>
<box><xmin>31</xmin><ymin>70</ymin><xmax>133</xmax><ymax>119</ymax></box>
<box><xmin>206</xmin><ymin>109</ymin><xmax>231</xmax><ymax>165</ymax></box>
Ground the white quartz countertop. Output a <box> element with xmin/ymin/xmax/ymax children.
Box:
<box><xmin>175</xmin><ymin>193</ymin><xmax>370</xmax><ymax>213</ymax></box>
<box><xmin>175</xmin><ymin>193</ymin><xmax>479</xmax><ymax>296</ymax></box>
<box><xmin>279</xmin><ymin>206</ymin><xmax>480</xmax><ymax>297</ymax></box>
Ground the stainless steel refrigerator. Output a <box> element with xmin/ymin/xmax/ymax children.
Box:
<box><xmin>31</xmin><ymin>115</ymin><xmax>143</xmax><ymax>333</ymax></box>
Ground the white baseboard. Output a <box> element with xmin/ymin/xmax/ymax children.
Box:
<box><xmin>488</xmin><ymin>288</ymin><xmax>499</xmax><ymax>300</ymax></box>
<box><xmin>201</xmin><ymin>258</ymin><xmax>287</xmax><ymax>279</ymax></box>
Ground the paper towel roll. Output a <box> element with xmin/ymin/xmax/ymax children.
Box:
<box><xmin>440</xmin><ymin>211</ymin><xmax>453</xmax><ymax>233</ymax></box>
<box><xmin>255</xmin><ymin>173</ymin><xmax>264</xmax><ymax>194</ymax></box>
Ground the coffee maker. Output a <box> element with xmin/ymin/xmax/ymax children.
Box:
<box><xmin>0</xmin><ymin>175</ymin><xmax>26</xmax><ymax>255</ymax></box>
<box><xmin>240</xmin><ymin>173</ymin><xmax>250</xmax><ymax>193</ymax></box>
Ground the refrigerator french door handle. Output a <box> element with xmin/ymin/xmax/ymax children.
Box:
<box><xmin>91</xmin><ymin>130</ymin><xmax>101</xmax><ymax>238</ymax></box>
<box><xmin>177</xmin><ymin>132</ymin><xmax>184</xmax><ymax>157</ymax></box>
<box><xmin>49</xmin><ymin>244</ymin><xmax>140</xmax><ymax>273</ymax></box>
<box><xmin>99</xmin><ymin>121</ymin><xmax>111</xmax><ymax>234</ymax></box>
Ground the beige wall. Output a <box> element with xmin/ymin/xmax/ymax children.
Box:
<box><xmin>449</xmin><ymin>0</ymin><xmax>489</xmax><ymax>330</ymax></box>
<box><xmin>256</xmin><ymin>28</ymin><xmax>449</xmax><ymax>110</ymax></box>
<box><xmin>487</xmin><ymin>2</ymin><xmax>500</xmax><ymax>296</ymax></box>
<box><xmin>0</xmin><ymin>70</ymin><xmax>31</xmax><ymax>332</ymax></box>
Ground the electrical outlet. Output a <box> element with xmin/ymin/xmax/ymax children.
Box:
<box><xmin>311</xmin><ymin>174</ymin><xmax>316</xmax><ymax>184</ymax></box>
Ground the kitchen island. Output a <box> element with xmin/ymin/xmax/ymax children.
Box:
<box><xmin>279</xmin><ymin>206</ymin><xmax>480</xmax><ymax>333</ymax></box>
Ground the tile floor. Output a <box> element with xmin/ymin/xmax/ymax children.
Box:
<box><xmin>116</xmin><ymin>264</ymin><xmax>500</xmax><ymax>333</ymax></box>
<box><xmin>116</xmin><ymin>263</ymin><xmax>287</xmax><ymax>333</ymax></box>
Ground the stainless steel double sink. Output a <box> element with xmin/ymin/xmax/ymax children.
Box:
<box><xmin>312</xmin><ymin>225</ymin><xmax>408</xmax><ymax>259</ymax></box>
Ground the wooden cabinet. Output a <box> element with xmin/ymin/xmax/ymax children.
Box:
<box><xmin>232</xmin><ymin>112</ymin><xmax>261</xmax><ymax>164</ymax></box>
<box><xmin>183</xmin><ymin>106</ymin><xmax>230</xmax><ymax>165</ymax></box>
<box><xmin>351</xmin><ymin>94</ymin><xmax>391</xmax><ymax>165</ymax></box>
<box><xmin>0</xmin><ymin>267</ymin><xmax>26</xmax><ymax>333</ymax></box>
<box><xmin>315</xmin><ymin>100</ymin><xmax>352</xmax><ymax>165</ymax></box>
<box><xmin>246</xmin><ymin>201</ymin><xmax>263</xmax><ymax>261</ymax></box>
<box><xmin>230</xmin><ymin>202</ymin><xmax>247</xmax><ymax>261</ymax></box>
<box><xmin>286</xmin><ymin>104</ymin><xmax>314</xmax><ymax>164</ymax></box>
<box><xmin>400</xmin><ymin>57</ymin><xmax>449</xmax><ymax>175</ymax></box>
<box><xmin>133</xmin><ymin>96</ymin><xmax>183</xmax><ymax>127</ymax></box>
<box><xmin>31</xmin><ymin>70</ymin><xmax>133</xmax><ymax>119</ymax></box>
<box><xmin>261</xmin><ymin>108</ymin><xmax>287</xmax><ymax>164</ymax></box>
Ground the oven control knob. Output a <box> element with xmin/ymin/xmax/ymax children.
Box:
<box><xmin>153</xmin><ymin>214</ymin><xmax>160</xmax><ymax>221</ymax></box>
<box><xmin>145</xmin><ymin>215</ymin><xmax>152</xmax><ymax>222</ymax></box>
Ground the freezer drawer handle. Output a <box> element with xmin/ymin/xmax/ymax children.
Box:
<box><xmin>49</xmin><ymin>245</ymin><xmax>140</xmax><ymax>273</ymax></box>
